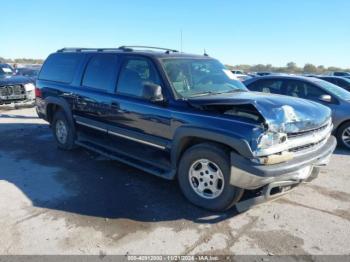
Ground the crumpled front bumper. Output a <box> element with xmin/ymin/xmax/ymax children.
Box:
<box><xmin>230</xmin><ymin>135</ymin><xmax>337</xmax><ymax>190</ymax></box>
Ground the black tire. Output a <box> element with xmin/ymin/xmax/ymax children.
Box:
<box><xmin>52</xmin><ymin>110</ymin><xmax>76</xmax><ymax>150</ymax></box>
<box><xmin>177</xmin><ymin>143</ymin><xmax>244</xmax><ymax>211</ymax></box>
<box><xmin>336</xmin><ymin>121</ymin><xmax>350</xmax><ymax>149</ymax></box>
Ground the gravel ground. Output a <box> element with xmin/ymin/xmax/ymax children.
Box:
<box><xmin>0</xmin><ymin>106</ymin><xmax>350</xmax><ymax>256</ymax></box>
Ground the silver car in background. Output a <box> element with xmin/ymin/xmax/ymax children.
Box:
<box><xmin>244</xmin><ymin>75</ymin><xmax>350</xmax><ymax>149</ymax></box>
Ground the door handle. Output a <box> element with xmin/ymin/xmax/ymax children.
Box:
<box><xmin>110</xmin><ymin>101</ymin><xmax>120</xmax><ymax>109</ymax></box>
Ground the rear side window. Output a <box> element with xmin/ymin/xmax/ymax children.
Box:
<box><xmin>82</xmin><ymin>54</ymin><xmax>119</xmax><ymax>91</ymax></box>
<box><xmin>39</xmin><ymin>53</ymin><xmax>81</xmax><ymax>83</ymax></box>
<box><xmin>248</xmin><ymin>79</ymin><xmax>284</xmax><ymax>94</ymax></box>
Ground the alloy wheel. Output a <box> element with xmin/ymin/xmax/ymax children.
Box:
<box><xmin>188</xmin><ymin>159</ymin><xmax>225</xmax><ymax>199</ymax></box>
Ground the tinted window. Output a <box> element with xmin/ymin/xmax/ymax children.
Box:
<box><xmin>82</xmin><ymin>54</ymin><xmax>118</xmax><ymax>91</ymax></box>
<box><xmin>336</xmin><ymin>79</ymin><xmax>350</xmax><ymax>88</ymax></box>
<box><xmin>248</xmin><ymin>79</ymin><xmax>283</xmax><ymax>94</ymax></box>
<box><xmin>334</xmin><ymin>72</ymin><xmax>350</xmax><ymax>76</ymax></box>
<box><xmin>39</xmin><ymin>53</ymin><xmax>81</xmax><ymax>83</ymax></box>
<box><xmin>117</xmin><ymin>58</ymin><xmax>160</xmax><ymax>98</ymax></box>
<box><xmin>285</xmin><ymin>80</ymin><xmax>327</xmax><ymax>100</ymax></box>
<box><xmin>321</xmin><ymin>77</ymin><xmax>337</xmax><ymax>84</ymax></box>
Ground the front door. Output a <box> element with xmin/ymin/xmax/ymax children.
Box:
<box><xmin>107</xmin><ymin>56</ymin><xmax>172</xmax><ymax>150</ymax></box>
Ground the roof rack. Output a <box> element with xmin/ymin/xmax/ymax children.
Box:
<box><xmin>57</xmin><ymin>46</ymin><xmax>179</xmax><ymax>54</ymax></box>
<box><xmin>118</xmin><ymin>46</ymin><xmax>179</xmax><ymax>53</ymax></box>
<box><xmin>57</xmin><ymin>48</ymin><xmax>120</xmax><ymax>53</ymax></box>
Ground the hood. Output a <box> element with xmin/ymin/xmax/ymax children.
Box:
<box><xmin>0</xmin><ymin>75</ymin><xmax>32</xmax><ymax>86</ymax></box>
<box><xmin>188</xmin><ymin>91</ymin><xmax>331</xmax><ymax>133</ymax></box>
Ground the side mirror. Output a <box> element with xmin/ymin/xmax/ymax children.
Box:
<box><xmin>319</xmin><ymin>94</ymin><xmax>332</xmax><ymax>103</ymax></box>
<box><xmin>143</xmin><ymin>83</ymin><xmax>164</xmax><ymax>102</ymax></box>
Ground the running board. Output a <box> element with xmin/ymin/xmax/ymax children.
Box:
<box><xmin>75</xmin><ymin>139</ymin><xmax>175</xmax><ymax>180</ymax></box>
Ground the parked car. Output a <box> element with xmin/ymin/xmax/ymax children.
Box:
<box><xmin>326</xmin><ymin>71</ymin><xmax>350</xmax><ymax>77</ymax></box>
<box><xmin>0</xmin><ymin>63</ymin><xmax>36</xmax><ymax>105</ymax></box>
<box><xmin>315</xmin><ymin>76</ymin><xmax>350</xmax><ymax>92</ymax></box>
<box><xmin>244</xmin><ymin>75</ymin><xmax>350</xmax><ymax>149</ymax></box>
<box><xmin>36</xmin><ymin>47</ymin><xmax>336</xmax><ymax>211</ymax></box>
<box><xmin>230</xmin><ymin>70</ymin><xmax>252</xmax><ymax>82</ymax></box>
<box><xmin>230</xmin><ymin>71</ymin><xmax>251</xmax><ymax>82</ymax></box>
<box><xmin>16</xmin><ymin>67</ymin><xmax>41</xmax><ymax>83</ymax></box>
<box><xmin>256</xmin><ymin>72</ymin><xmax>272</xmax><ymax>76</ymax></box>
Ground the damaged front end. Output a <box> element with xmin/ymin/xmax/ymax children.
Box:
<box><xmin>188</xmin><ymin>92</ymin><xmax>333</xmax><ymax>166</ymax></box>
<box><xmin>252</xmin><ymin>105</ymin><xmax>333</xmax><ymax>165</ymax></box>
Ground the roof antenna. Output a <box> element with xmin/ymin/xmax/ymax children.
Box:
<box><xmin>204</xmin><ymin>49</ymin><xmax>209</xmax><ymax>56</ymax></box>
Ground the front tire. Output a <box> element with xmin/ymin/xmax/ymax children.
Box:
<box><xmin>52</xmin><ymin>110</ymin><xmax>76</xmax><ymax>150</ymax></box>
<box><xmin>177</xmin><ymin>143</ymin><xmax>244</xmax><ymax>211</ymax></box>
<box><xmin>336</xmin><ymin>121</ymin><xmax>350</xmax><ymax>149</ymax></box>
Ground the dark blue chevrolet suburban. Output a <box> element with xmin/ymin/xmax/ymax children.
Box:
<box><xmin>35</xmin><ymin>46</ymin><xmax>336</xmax><ymax>211</ymax></box>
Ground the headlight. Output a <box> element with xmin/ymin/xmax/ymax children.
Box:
<box><xmin>24</xmin><ymin>83</ymin><xmax>35</xmax><ymax>92</ymax></box>
<box><xmin>257</xmin><ymin>132</ymin><xmax>287</xmax><ymax>149</ymax></box>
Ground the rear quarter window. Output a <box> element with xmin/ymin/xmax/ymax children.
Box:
<box><xmin>39</xmin><ymin>53</ymin><xmax>82</xmax><ymax>83</ymax></box>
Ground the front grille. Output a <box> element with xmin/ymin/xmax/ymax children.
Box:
<box><xmin>287</xmin><ymin>122</ymin><xmax>329</xmax><ymax>138</ymax></box>
<box><xmin>289</xmin><ymin>137</ymin><xmax>327</xmax><ymax>153</ymax></box>
<box><xmin>0</xmin><ymin>85</ymin><xmax>25</xmax><ymax>97</ymax></box>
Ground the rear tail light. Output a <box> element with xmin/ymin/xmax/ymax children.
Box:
<box><xmin>35</xmin><ymin>87</ymin><xmax>42</xmax><ymax>98</ymax></box>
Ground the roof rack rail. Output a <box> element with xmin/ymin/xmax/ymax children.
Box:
<box><xmin>118</xmin><ymin>46</ymin><xmax>179</xmax><ymax>53</ymax></box>
<box><xmin>57</xmin><ymin>48</ymin><xmax>120</xmax><ymax>53</ymax></box>
<box><xmin>57</xmin><ymin>46</ymin><xmax>179</xmax><ymax>54</ymax></box>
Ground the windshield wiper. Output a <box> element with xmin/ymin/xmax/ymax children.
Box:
<box><xmin>190</xmin><ymin>91</ymin><xmax>220</xmax><ymax>97</ymax></box>
<box><xmin>217</xmin><ymin>89</ymin><xmax>247</xmax><ymax>94</ymax></box>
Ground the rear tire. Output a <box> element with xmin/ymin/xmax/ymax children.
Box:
<box><xmin>52</xmin><ymin>110</ymin><xmax>76</xmax><ymax>150</ymax></box>
<box><xmin>336</xmin><ymin>121</ymin><xmax>350</xmax><ymax>149</ymax></box>
<box><xmin>177</xmin><ymin>143</ymin><xmax>244</xmax><ymax>211</ymax></box>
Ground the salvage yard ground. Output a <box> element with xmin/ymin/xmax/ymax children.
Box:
<box><xmin>0</xmin><ymin>106</ymin><xmax>350</xmax><ymax>255</ymax></box>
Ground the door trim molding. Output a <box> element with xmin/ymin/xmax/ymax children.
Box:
<box><xmin>74</xmin><ymin>115</ymin><xmax>167</xmax><ymax>150</ymax></box>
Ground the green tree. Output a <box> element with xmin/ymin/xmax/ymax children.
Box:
<box><xmin>303</xmin><ymin>63</ymin><xmax>317</xmax><ymax>73</ymax></box>
<box><xmin>286</xmin><ymin>62</ymin><xmax>297</xmax><ymax>73</ymax></box>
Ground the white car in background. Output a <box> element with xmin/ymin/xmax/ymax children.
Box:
<box><xmin>230</xmin><ymin>70</ymin><xmax>252</xmax><ymax>82</ymax></box>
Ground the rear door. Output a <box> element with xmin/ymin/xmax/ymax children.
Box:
<box><xmin>284</xmin><ymin>79</ymin><xmax>339</xmax><ymax>119</ymax></box>
<box><xmin>72</xmin><ymin>53</ymin><xmax>120</xmax><ymax>133</ymax></box>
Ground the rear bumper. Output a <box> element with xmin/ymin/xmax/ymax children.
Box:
<box><xmin>230</xmin><ymin>135</ymin><xmax>337</xmax><ymax>190</ymax></box>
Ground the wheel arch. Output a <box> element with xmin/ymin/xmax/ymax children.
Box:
<box><xmin>170</xmin><ymin>127</ymin><xmax>253</xmax><ymax>173</ymax></box>
<box><xmin>45</xmin><ymin>96</ymin><xmax>74</xmax><ymax>125</ymax></box>
<box><xmin>335</xmin><ymin>119</ymin><xmax>350</xmax><ymax>133</ymax></box>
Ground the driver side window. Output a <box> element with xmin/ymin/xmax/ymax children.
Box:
<box><xmin>286</xmin><ymin>80</ymin><xmax>328</xmax><ymax>100</ymax></box>
<box><xmin>117</xmin><ymin>58</ymin><xmax>161</xmax><ymax>98</ymax></box>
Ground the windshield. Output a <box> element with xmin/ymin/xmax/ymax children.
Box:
<box><xmin>0</xmin><ymin>65</ymin><xmax>14</xmax><ymax>76</ymax></box>
<box><xmin>315</xmin><ymin>80</ymin><xmax>350</xmax><ymax>100</ymax></box>
<box><xmin>17</xmin><ymin>68</ymin><xmax>40</xmax><ymax>77</ymax></box>
<box><xmin>161</xmin><ymin>58</ymin><xmax>247</xmax><ymax>98</ymax></box>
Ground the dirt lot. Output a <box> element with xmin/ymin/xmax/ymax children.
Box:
<box><xmin>0</xmin><ymin>106</ymin><xmax>350</xmax><ymax>256</ymax></box>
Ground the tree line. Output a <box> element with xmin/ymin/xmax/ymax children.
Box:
<box><xmin>1</xmin><ymin>56</ymin><xmax>349</xmax><ymax>74</ymax></box>
<box><xmin>226</xmin><ymin>62</ymin><xmax>350</xmax><ymax>74</ymax></box>
<box><xmin>0</xmin><ymin>56</ymin><xmax>44</xmax><ymax>64</ymax></box>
